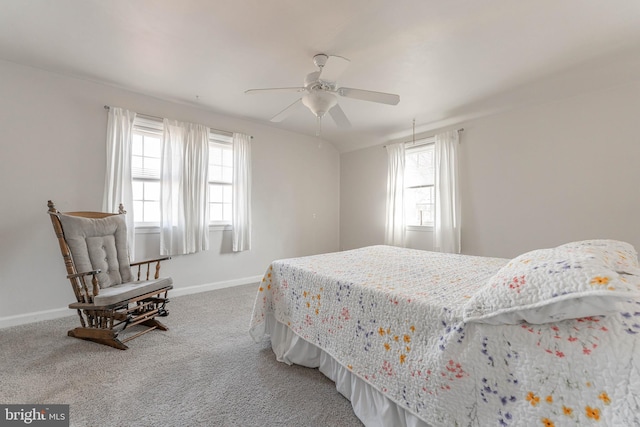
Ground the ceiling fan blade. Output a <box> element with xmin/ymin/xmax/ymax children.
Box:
<box><xmin>328</xmin><ymin>104</ymin><xmax>351</xmax><ymax>128</ymax></box>
<box><xmin>245</xmin><ymin>87</ymin><xmax>306</xmax><ymax>95</ymax></box>
<box><xmin>319</xmin><ymin>55</ymin><xmax>350</xmax><ymax>83</ymax></box>
<box><xmin>270</xmin><ymin>98</ymin><xmax>303</xmax><ymax>122</ymax></box>
<box><xmin>337</xmin><ymin>87</ymin><xmax>400</xmax><ymax>105</ymax></box>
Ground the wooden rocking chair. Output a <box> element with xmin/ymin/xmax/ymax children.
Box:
<box><xmin>47</xmin><ymin>200</ymin><xmax>173</xmax><ymax>350</ymax></box>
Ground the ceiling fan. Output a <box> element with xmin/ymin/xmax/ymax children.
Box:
<box><xmin>245</xmin><ymin>54</ymin><xmax>400</xmax><ymax>133</ymax></box>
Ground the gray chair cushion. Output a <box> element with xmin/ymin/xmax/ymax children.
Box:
<box><xmin>93</xmin><ymin>277</ymin><xmax>173</xmax><ymax>306</ymax></box>
<box><xmin>59</xmin><ymin>213</ymin><xmax>133</xmax><ymax>288</ymax></box>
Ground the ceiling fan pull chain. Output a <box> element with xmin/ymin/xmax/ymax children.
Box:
<box><xmin>316</xmin><ymin>116</ymin><xmax>322</xmax><ymax>137</ymax></box>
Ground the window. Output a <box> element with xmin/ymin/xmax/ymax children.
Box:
<box><xmin>405</xmin><ymin>139</ymin><xmax>435</xmax><ymax>227</ymax></box>
<box><xmin>132</xmin><ymin>117</ymin><xmax>163</xmax><ymax>225</ymax></box>
<box><xmin>131</xmin><ymin>116</ymin><xmax>233</xmax><ymax>227</ymax></box>
<box><xmin>208</xmin><ymin>135</ymin><xmax>233</xmax><ymax>224</ymax></box>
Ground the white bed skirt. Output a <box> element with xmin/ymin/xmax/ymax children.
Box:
<box><xmin>252</xmin><ymin>313</ymin><xmax>432</xmax><ymax>427</ymax></box>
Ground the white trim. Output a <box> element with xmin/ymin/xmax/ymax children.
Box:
<box><xmin>0</xmin><ymin>275</ymin><xmax>262</xmax><ymax>330</ymax></box>
<box><xmin>209</xmin><ymin>222</ymin><xmax>232</xmax><ymax>232</ymax></box>
<box><xmin>135</xmin><ymin>223</ymin><xmax>233</xmax><ymax>234</ymax></box>
<box><xmin>406</xmin><ymin>225</ymin><xmax>434</xmax><ymax>232</ymax></box>
<box><xmin>169</xmin><ymin>275</ymin><xmax>261</xmax><ymax>298</ymax></box>
<box><xmin>0</xmin><ymin>307</ymin><xmax>71</xmax><ymax>329</ymax></box>
<box><xmin>135</xmin><ymin>225</ymin><xmax>160</xmax><ymax>234</ymax></box>
<box><xmin>404</xmin><ymin>136</ymin><xmax>435</xmax><ymax>150</ymax></box>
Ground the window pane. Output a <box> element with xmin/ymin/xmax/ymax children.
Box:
<box><xmin>209</xmin><ymin>184</ymin><xmax>223</xmax><ymax>202</ymax></box>
<box><xmin>131</xmin><ymin>125</ymin><xmax>163</xmax><ymax>225</ymax></box>
<box><xmin>405</xmin><ymin>187</ymin><xmax>434</xmax><ymax>226</ymax></box>
<box><xmin>208</xmin><ymin>183</ymin><xmax>232</xmax><ymax>223</ymax></box>
<box><xmin>405</xmin><ymin>146</ymin><xmax>434</xmax><ymax>187</ymax></box>
<box><xmin>210</xmin><ymin>165</ymin><xmax>223</xmax><ymax>182</ymax></box>
<box><xmin>209</xmin><ymin>147</ymin><xmax>222</xmax><ymax>164</ymax></box>
<box><xmin>144</xmin><ymin>135</ymin><xmax>162</xmax><ymax>158</ymax></box>
<box><xmin>222</xmin><ymin>148</ymin><xmax>232</xmax><ymax>166</ymax></box>
<box><xmin>210</xmin><ymin>203</ymin><xmax>222</xmax><ymax>221</ymax></box>
<box><xmin>223</xmin><ymin>203</ymin><xmax>232</xmax><ymax>222</ymax></box>
<box><xmin>145</xmin><ymin>201</ymin><xmax>160</xmax><ymax>223</ymax></box>
<box><xmin>132</xmin><ymin>156</ymin><xmax>143</xmax><ymax>175</ymax></box>
<box><xmin>133</xmin><ymin>201</ymin><xmax>144</xmax><ymax>223</ymax></box>
<box><xmin>132</xmin><ymin>134</ymin><xmax>143</xmax><ymax>156</ymax></box>
<box><xmin>222</xmin><ymin>166</ymin><xmax>232</xmax><ymax>183</ymax></box>
<box><xmin>145</xmin><ymin>157</ymin><xmax>161</xmax><ymax>178</ymax></box>
<box><xmin>208</xmin><ymin>143</ymin><xmax>233</xmax><ymax>185</ymax></box>
<box><xmin>132</xmin><ymin>180</ymin><xmax>144</xmax><ymax>200</ymax></box>
<box><xmin>222</xmin><ymin>185</ymin><xmax>232</xmax><ymax>202</ymax></box>
<box><xmin>405</xmin><ymin>144</ymin><xmax>435</xmax><ymax>226</ymax></box>
<box><xmin>145</xmin><ymin>181</ymin><xmax>160</xmax><ymax>201</ymax></box>
<box><xmin>132</xmin><ymin>131</ymin><xmax>162</xmax><ymax>179</ymax></box>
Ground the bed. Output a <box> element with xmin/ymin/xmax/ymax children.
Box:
<box><xmin>249</xmin><ymin>243</ymin><xmax>640</xmax><ymax>426</ymax></box>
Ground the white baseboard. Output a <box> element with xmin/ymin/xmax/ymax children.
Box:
<box><xmin>0</xmin><ymin>275</ymin><xmax>262</xmax><ymax>330</ymax></box>
<box><xmin>168</xmin><ymin>275</ymin><xmax>262</xmax><ymax>298</ymax></box>
<box><xmin>0</xmin><ymin>307</ymin><xmax>72</xmax><ymax>330</ymax></box>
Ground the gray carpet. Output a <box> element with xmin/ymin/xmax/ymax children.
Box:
<box><xmin>0</xmin><ymin>284</ymin><xmax>363</xmax><ymax>427</ymax></box>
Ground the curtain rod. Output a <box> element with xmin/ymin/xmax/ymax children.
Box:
<box><xmin>103</xmin><ymin>105</ymin><xmax>253</xmax><ymax>139</ymax></box>
<box><xmin>383</xmin><ymin>128</ymin><xmax>464</xmax><ymax>149</ymax></box>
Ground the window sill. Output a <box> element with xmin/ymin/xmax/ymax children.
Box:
<box><xmin>134</xmin><ymin>224</ymin><xmax>232</xmax><ymax>234</ymax></box>
<box><xmin>210</xmin><ymin>223</ymin><xmax>232</xmax><ymax>232</ymax></box>
<box><xmin>135</xmin><ymin>226</ymin><xmax>160</xmax><ymax>235</ymax></box>
<box><xmin>406</xmin><ymin>225</ymin><xmax>434</xmax><ymax>232</ymax></box>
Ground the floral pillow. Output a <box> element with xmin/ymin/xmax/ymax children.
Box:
<box><xmin>557</xmin><ymin>239</ymin><xmax>640</xmax><ymax>275</ymax></box>
<box><xmin>463</xmin><ymin>244</ymin><xmax>640</xmax><ymax>325</ymax></box>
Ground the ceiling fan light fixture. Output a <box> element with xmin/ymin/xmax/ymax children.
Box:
<box><xmin>301</xmin><ymin>90</ymin><xmax>337</xmax><ymax>118</ymax></box>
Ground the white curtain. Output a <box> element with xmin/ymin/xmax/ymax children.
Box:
<box><xmin>102</xmin><ymin>107</ymin><xmax>137</xmax><ymax>260</ymax></box>
<box><xmin>384</xmin><ymin>142</ymin><xmax>406</xmax><ymax>247</ymax></box>
<box><xmin>160</xmin><ymin>119</ymin><xmax>210</xmax><ymax>255</ymax></box>
<box><xmin>434</xmin><ymin>130</ymin><xmax>461</xmax><ymax>253</ymax></box>
<box><xmin>232</xmin><ymin>133</ymin><xmax>252</xmax><ymax>252</ymax></box>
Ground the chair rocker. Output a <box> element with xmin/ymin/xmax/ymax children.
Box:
<box><xmin>47</xmin><ymin>200</ymin><xmax>173</xmax><ymax>350</ymax></box>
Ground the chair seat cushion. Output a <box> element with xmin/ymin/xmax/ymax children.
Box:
<box><xmin>93</xmin><ymin>277</ymin><xmax>173</xmax><ymax>306</ymax></box>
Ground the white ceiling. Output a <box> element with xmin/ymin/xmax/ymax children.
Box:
<box><xmin>2</xmin><ymin>1</ymin><xmax>640</xmax><ymax>152</ymax></box>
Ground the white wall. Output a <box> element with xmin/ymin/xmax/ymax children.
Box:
<box><xmin>340</xmin><ymin>146</ymin><xmax>386</xmax><ymax>250</ymax></box>
<box><xmin>341</xmin><ymin>81</ymin><xmax>640</xmax><ymax>259</ymax></box>
<box><xmin>461</xmin><ymin>82</ymin><xmax>640</xmax><ymax>258</ymax></box>
<box><xmin>0</xmin><ymin>60</ymin><xmax>340</xmax><ymax>324</ymax></box>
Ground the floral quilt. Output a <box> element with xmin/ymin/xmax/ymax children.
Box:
<box><xmin>249</xmin><ymin>246</ymin><xmax>640</xmax><ymax>426</ymax></box>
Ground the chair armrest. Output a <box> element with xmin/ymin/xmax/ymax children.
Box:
<box><xmin>67</xmin><ymin>269</ymin><xmax>101</xmax><ymax>300</ymax></box>
<box><xmin>130</xmin><ymin>256</ymin><xmax>171</xmax><ymax>267</ymax></box>
<box><xmin>130</xmin><ymin>256</ymin><xmax>171</xmax><ymax>280</ymax></box>
<box><xmin>67</xmin><ymin>269</ymin><xmax>101</xmax><ymax>279</ymax></box>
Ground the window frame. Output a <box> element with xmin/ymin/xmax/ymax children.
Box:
<box><xmin>131</xmin><ymin>117</ymin><xmax>163</xmax><ymax>231</ymax></box>
<box><xmin>207</xmin><ymin>134</ymin><xmax>233</xmax><ymax>229</ymax></box>
<box><xmin>404</xmin><ymin>137</ymin><xmax>435</xmax><ymax>231</ymax></box>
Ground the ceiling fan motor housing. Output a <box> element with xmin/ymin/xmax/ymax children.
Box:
<box><xmin>305</xmin><ymin>71</ymin><xmax>321</xmax><ymax>88</ymax></box>
<box><xmin>305</xmin><ymin>71</ymin><xmax>335</xmax><ymax>91</ymax></box>
<box><xmin>313</xmin><ymin>53</ymin><xmax>328</xmax><ymax>69</ymax></box>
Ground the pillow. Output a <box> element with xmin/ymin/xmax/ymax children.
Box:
<box><xmin>557</xmin><ymin>239</ymin><xmax>640</xmax><ymax>275</ymax></box>
<box><xmin>463</xmin><ymin>246</ymin><xmax>640</xmax><ymax>325</ymax></box>
<box><xmin>59</xmin><ymin>213</ymin><xmax>133</xmax><ymax>288</ymax></box>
